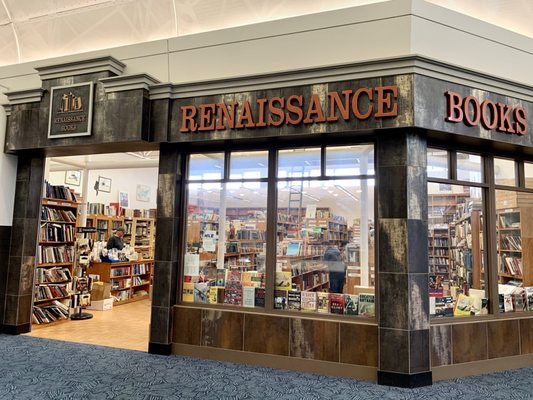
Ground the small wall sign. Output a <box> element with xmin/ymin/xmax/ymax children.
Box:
<box><xmin>48</xmin><ymin>82</ymin><xmax>94</xmax><ymax>139</ymax></box>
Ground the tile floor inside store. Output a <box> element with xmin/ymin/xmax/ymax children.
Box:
<box><xmin>26</xmin><ymin>299</ymin><xmax>150</xmax><ymax>351</ymax></box>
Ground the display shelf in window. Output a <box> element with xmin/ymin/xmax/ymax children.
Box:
<box><xmin>497</xmin><ymin>208</ymin><xmax>533</xmax><ymax>287</ymax></box>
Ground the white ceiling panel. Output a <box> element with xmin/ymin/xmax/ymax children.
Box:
<box><xmin>175</xmin><ymin>0</ymin><xmax>383</xmax><ymax>35</ymax></box>
<box><xmin>427</xmin><ymin>0</ymin><xmax>533</xmax><ymax>38</ymax></box>
<box><xmin>14</xmin><ymin>0</ymin><xmax>175</xmax><ymax>63</ymax></box>
<box><xmin>0</xmin><ymin>24</ymin><xmax>18</xmax><ymax>66</ymax></box>
<box><xmin>0</xmin><ymin>0</ymin><xmax>531</xmax><ymax>67</ymax></box>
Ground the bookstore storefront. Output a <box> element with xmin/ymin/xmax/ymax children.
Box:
<box><xmin>2</xmin><ymin>57</ymin><xmax>533</xmax><ymax>388</ymax></box>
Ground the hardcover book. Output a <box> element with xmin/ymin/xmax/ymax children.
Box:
<box><xmin>274</xmin><ymin>289</ymin><xmax>288</xmax><ymax>310</ymax></box>
<box><xmin>358</xmin><ymin>293</ymin><xmax>375</xmax><ymax>317</ymax></box>
<box><xmin>526</xmin><ymin>287</ymin><xmax>533</xmax><ymax>311</ymax></box>
<box><xmin>316</xmin><ymin>292</ymin><xmax>329</xmax><ymax>313</ymax></box>
<box><xmin>287</xmin><ymin>291</ymin><xmax>301</xmax><ymax>311</ymax></box>
<box><xmin>182</xmin><ymin>282</ymin><xmax>194</xmax><ymax>302</ymax></box>
<box><xmin>453</xmin><ymin>294</ymin><xmax>473</xmax><ymax>316</ymax></box>
<box><xmin>512</xmin><ymin>290</ymin><xmax>526</xmax><ymax>312</ymax></box>
<box><xmin>434</xmin><ymin>296</ymin><xmax>454</xmax><ymax>317</ymax></box>
<box><xmin>329</xmin><ymin>293</ymin><xmax>344</xmax><ymax>314</ymax></box>
<box><xmin>344</xmin><ymin>294</ymin><xmax>358</xmax><ymax>315</ymax></box>
<box><xmin>216</xmin><ymin>269</ymin><xmax>226</xmax><ymax>286</ymax></box>
<box><xmin>301</xmin><ymin>291</ymin><xmax>317</xmax><ymax>312</ymax></box>
<box><xmin>275</xmin><ymin>271</ymin><xmax>292</xmax><ymax>290</ymax></box>
<box><xmin>504</xmin><ymin>293</ymin><xmax>514</xmax><ymax>312</ymax></box>
<box><xmin>254</xmin><ymin>288</ymin><xmax>265</xmax><ymax>308</ymax></box>
<box><xmin>224</xmin><ymin>270</ymin><xmax>243</xmax><ymax>306</ymax></box>
<box><xmin>194</xmin><ymin>282</ymin><xmax>209</xmax><ymax>303</ymax></box>
<box><xmin>208</xmin><ymin>286</ymin><xmax>220</xmax><ymax>304</ymax></box>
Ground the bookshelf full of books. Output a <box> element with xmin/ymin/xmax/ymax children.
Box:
<box><xmin>33</xmin><ymin>182</ymin><xmax>79</xmax><ymax>325</ymax></box>
<box><xmin>497</xmin><ymin>208</ymin><xmax>533</xmax><ymax>287</ymax></box>
<box><xmin>88</xmin><ymin>260</ymin><xmax>153</xmax><ymax>304</ymax></box>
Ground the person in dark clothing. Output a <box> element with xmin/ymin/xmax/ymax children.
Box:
<box><xmin>107</xmin><ymin>227</ymin><xmax>125</xmax><ymax>250</ymax></box>
<box><xmin>324</xmin><ymin>242</ymin><xmax>346</xmax><ymax>293</ymax></box>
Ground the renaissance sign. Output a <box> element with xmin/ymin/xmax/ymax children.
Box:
<box><xmin>48</xmin><ymin>82</ymin><xmax>94</xmax><ymax>139</ymax></box>
<box><xmin>179</xmin><ymin>85</ymin><xmax>399</xmax><ymax>133</ymax></box>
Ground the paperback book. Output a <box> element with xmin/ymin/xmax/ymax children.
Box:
<box><xmin>287</xmin><ymin>291</ymin><xmax>301</xmax><ymax>311</ymax></box>
<box><xmin>316</xmin><ymin>292</ymin><xmax>329</xmax><ymax>313</ymax></box>
<box><xmin>358</xmin><ymin>293</ymin><xmax>375</xmax><ymax>317</ymax></box>
<box><xmin>344</xmin><ymin>294</ymin><xmax>358</xmax><ymax>315</ymax></box>
<box><xmin>301</xmin><ymin>291</ymin><xmax>317</xmax><ymax>312</ymax></box>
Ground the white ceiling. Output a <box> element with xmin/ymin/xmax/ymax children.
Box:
<box><xmin>0</xmin><ymin>0</ymin><xmax>530</xmax><ymax>67</ymax></box>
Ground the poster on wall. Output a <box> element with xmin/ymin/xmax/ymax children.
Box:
<box><xmin>202</xmin><ymin>230</ymin><xmax>217</xmax><ymax>252</ymax></box>
<box><xmin>136</xmin><ymin>184</ymin><xmax>150</xmax><ymax>202</ymax></box>
<box><xmin>97</xmin><ymin>176</ymin><xmax>111</xmax><ymax>193</ymax></box>
<box><xmin>65</xmin><ymin>170</ymin><xmax>81</xmax><ymax>186</ymax></box>
<box><xmin>184</xmin><ymin>253</ymin><xmax>200</xmax><ymax>276</ymax></box>
<box><xmin>119</xmin><ymin>191</ymin><xmax>129</xmax><ymax>208</ymax></box>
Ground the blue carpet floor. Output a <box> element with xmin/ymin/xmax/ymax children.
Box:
<box><xmin>0</xmin><ymin>335</ymin><xmax>531</xmax><ymax>399</ymax></box>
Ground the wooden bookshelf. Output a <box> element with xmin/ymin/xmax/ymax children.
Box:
<box><xmin>450</xmin><ymin>209</ymin><xmax>483</xmax><ymax>291</ymax></box>
<box><xmin>497</xmin><ymin>207</ymin><xmax>533</xmax><ymax>286</ymax></box>
<box><xmin>33</xmin><ymin>185</ymin><xmax>80</xmax><ymax>325</ymax></box>
<box><xmin>85</xmin><ymin>215</ymin><xmax>155</xmax><ymax>260</ymax></box>
<box><xmin>88</xmin><ymin>260</ymin><xmax>153</xmax><ymax>305</ymax></box>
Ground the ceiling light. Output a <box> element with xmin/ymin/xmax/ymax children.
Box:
<box><xmin>335</xmin><ymin>185</ymin><xmax>359</xmax><ymax>201</ymax></box>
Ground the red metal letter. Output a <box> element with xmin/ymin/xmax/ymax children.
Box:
<box><xmin>375</xmin><ymin>86</ymin><xmax>398</xmax><ymax>117</ymax></box>
<box><xmin>180</xmin><ymin>105</ymin><xmax>198</xmax><ymax>133</ymax></box>
<box><xmin>445</xmin><ymin>91</ymin><xmax>463</xmax><ymax>123</ymax></box>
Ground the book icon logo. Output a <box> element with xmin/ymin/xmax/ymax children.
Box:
<box><xmin>59</xmin><ymin>92</ymin><xmax>83</xmax><ymax>113</ymax></box>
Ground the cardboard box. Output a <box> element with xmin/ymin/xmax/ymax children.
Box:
<box><xmin>91</xmin><ymin>282</ymin><xmax>111</xmax><ymax>301</ymax></box>
<box><xmin>86</xmin><ymin>298</ymin><xmax>113</xmax><ymax>311</ymax></box>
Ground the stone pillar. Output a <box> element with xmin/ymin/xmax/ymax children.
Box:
<box><xmin>376</xmin><ymin>129</ymin><xmax>431</xmax><ymax>387</ymax></box>
<box><xmin>149</xmin><ymin>144</ymin><xmax>183</xmax><ymax>355</ymax></box>
<box><xmin>2</xmin><ymin>156</ymin><xmax>45</xmax><ymax>334</ymax></box>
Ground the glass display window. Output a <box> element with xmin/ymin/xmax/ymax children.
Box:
<box><xmin>525</xmin><ymin>162</ymin><xmax>533</xmax><ymax>189</ymax></box>
<box><xmin>496</xmin><ymin>189</ymin><xmax>533</xmax><ymax>313</ymax></box>
<box><xmin>494</xmin><ymin>158</ymin><xmax>516</xmax><ymax>186</ymax></box>
<box><xmin>427</xmin><ymin>148</ymin><xmax>449</xmax><ymax>179</ymax></box>
<box><xmin>428</xmin><ymin>182</ymin><xmax>487</xmax><ymax>318</ymax></box>
<box><xmin>275</xmin><ymin>145</ymin><xmax>375</xmax><ymax>317</ymax></box>
<box><xmin>457</xmin><ymin>152</ymin><xmax>482</xmax><ymax>183</ymax></box>
<box><xmin>184</xmin><ymin>151</ymin><xmax>267</xmax><ymax>308</ymax></box>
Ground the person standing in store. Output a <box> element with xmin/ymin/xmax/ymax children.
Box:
<box><xmin>107</xmin><ymin>227</ymin><xmax>125</xmax><ymax>250</ymax></box>
<box><xmin>324</xmin><ymin>241</ymin><xmax>346</xmax><ymax>293</ymax></box>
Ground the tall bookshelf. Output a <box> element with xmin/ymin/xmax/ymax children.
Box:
<box><xmin>131</xmin><ymin>218</ymin><xmax>156</xmax><ymax>259</ymax></box>
<box><xmin>450</xmin><ymin>209</ymin><xmax>483</xmax><ymax>291</ymax></box>
<box><xmin>33</xmin><ymin>185</ymin><xmax>79</xmax><ymax>325</ymax></box>
<box><xmin>497</xmin><ymin>208</ymin><xmax>533</xmax><ymax>285</ymax></box>
<box><xmin>428</xmin><ymin>225</ymin><xmax>451</xmax><ymax>287</ymax></box>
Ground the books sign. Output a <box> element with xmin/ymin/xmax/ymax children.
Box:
<box><xmin>48</xmin><ymin>82</ymin><xmax>94</xmax><ymax>139</ymax></box>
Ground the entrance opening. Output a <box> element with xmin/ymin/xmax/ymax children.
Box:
<box><xmin>25</xmin><ymin>151</ymin><xmax>159</xmax><ymax>351</ymax></box>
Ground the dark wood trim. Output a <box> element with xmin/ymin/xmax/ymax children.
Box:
<box><xmin>1</xmin><ymin>323</ymin><xmax>31</xmax><ymax>335</ymax></box>
<box><xmin>377</xmin><ymin>371</ymin><xmax>432</xmax><ymax>388</ymax></box>
<box><xmin>148</xmin><ymin>342</ymin><xmax>172</xmax><ymax>355</ymax></box>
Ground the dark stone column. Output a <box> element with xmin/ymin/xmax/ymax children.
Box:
<box><xmin>0</xmin><ymin>225</ymin><xmax>12</xmax><ymax>326</ymax></box>
<box><xmin>2</xmin><ymin>156</ymin><xmax>44</xmax><ymax>334</ymax></box>
<box><xmin>376</xmin><ymin>129</ymin><xmax>431</xmax><ymax>388</ymax></box>
<box><xmin>149</xmin><ymin>144</ymin><xmax>183</xmax><ymax>355</ymax></box>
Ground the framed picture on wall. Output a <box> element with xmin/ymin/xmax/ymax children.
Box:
<box><xmin>98</xmin><ymin>176</ymin><xmax>112</xmax><ymax>193</ymax></box>
<box><xmin>136</xmin><ymin>184</ymin><xmax>150</xmax><ymax>202</ymax></box>
<box><xmin>65</xmin><ymin>170</ymin><xmax>81</xmax><ymax>186</ymax></box>
<box><xmin>119</xmin><ymin>191</ymin><xmax>129</xmax><ymax>208</ymax></box>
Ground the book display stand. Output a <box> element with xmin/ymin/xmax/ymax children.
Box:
<box><xmin>70</xmin><ymin>229</ymin><xmax>95</xmax><ymax>320</ymax></box>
